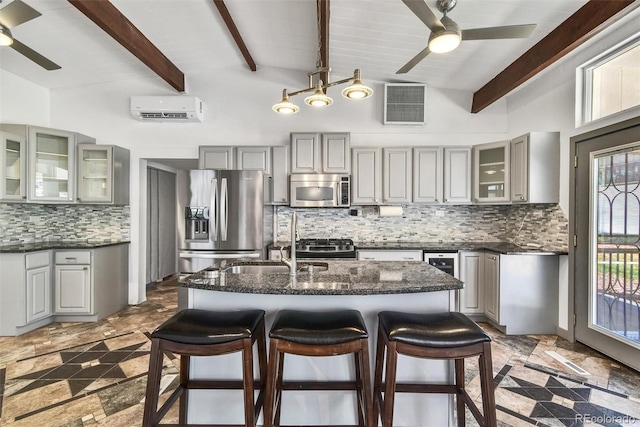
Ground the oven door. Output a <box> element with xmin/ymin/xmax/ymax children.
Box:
<box><xmin>423</xmin><ymin>251</ymin><xmax>459</xmax><ymax>278</ymax></box>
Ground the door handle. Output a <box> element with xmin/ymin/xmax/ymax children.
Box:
<box><xmin>220</xmin><ymin>177</ymin><xmax>228</xmax><ymax>241</ymax></box>
<box><xmin>211</xmin><ymin>178</ymin><xmax>218</xmax><ymax>240</ymax></box>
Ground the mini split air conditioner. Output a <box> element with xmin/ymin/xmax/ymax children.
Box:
<box><xmin>130</xmin><ymin>96</ymin><xmax>203</xmax><ymax>122</ymax></box>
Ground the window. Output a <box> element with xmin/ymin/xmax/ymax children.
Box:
<box><xmin>579</xmin><ymin>33</ymin><xmax>640</xmax><ymax>125</ymax></box>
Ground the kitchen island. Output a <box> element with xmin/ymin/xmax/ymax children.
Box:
<box><xmin>180</xmin><ymin>260</ymin><xmax>463</xmax><ymax>426</ymax></box>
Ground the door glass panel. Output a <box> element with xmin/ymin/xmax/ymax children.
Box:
<box><xmin>478</xmin><ymin>147</ymin><xmax>505</xmax><ymax>198</ymax></box>
<box><xmin>82</xmin><ymin>148</ymin><xmax>108</xmax><ymax>198</ymax></box>
<box><xmin>34</xmin><ymin>133</ymin><xmax>69</xmax><ymax>198</ymax></box>
<box><xmin>5</xmin><ymin>139</ymin><xmax>22</xmax><ymax>196</ymax></box>
<box><xmin>592</xmin><ymin>147</ymin><xmax>640</xmax><ymax>346</ymax></box>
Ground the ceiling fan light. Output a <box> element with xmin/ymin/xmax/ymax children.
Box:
<box><xmin>342</xmin><ymin>69</ymin><xmax>373</xmax><ymax>100</ymax></box>
<box><xmin>272</xmin><ymin>89</ymin><xmax>300</xmax><ymax>114</ymax></box>
<box><xmin>428</xmin><ymin>31</ymin><xmax>461</xmax><ymax>53</ymax></box>
<box><xmin>305</xmin><ymin>82</ymin><xmax>333</xmax><ymax>107</ymax></box>
<box><xmin>0</xmin><ymin>26</ymin><xmax>13</xmax><ymax>47</ymax></box>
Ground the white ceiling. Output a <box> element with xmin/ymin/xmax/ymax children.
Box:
<box><xmin>0</xmin><ymin>0</ymin><xmax>598</xmax><ymax>94</ymax></box>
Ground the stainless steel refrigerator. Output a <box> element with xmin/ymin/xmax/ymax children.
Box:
<box><xmin>176</xmin><ymin>169</ymin><xmax>273</xmax><ymax>277</ymax></box>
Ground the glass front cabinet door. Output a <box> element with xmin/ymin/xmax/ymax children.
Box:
<box><xmin>28</xmin><ymin>127</ymin><xmax>76</xmax><ymax>202</ymax></box>
<box><xmin>473</xmin><ymin>140</ymin><xmax>510</xmax><ymax>203</ymax></box>
<box><xmin>77</xmin><ymin>144</ymin><xmax>112</xmax><ymax>203</ymax></box>
<box><xmin>1</xmin><ymin>131</ymin><xmax>27</xmax><ymax>201</ymax></box>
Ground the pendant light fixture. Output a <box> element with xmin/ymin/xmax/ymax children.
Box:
<box><xmin>272</xmin><ymin>0</ymin><xmax>372</xmax><ymax>114</ymax></box>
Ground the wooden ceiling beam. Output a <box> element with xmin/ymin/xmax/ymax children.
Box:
<box><xmin>319</xmin><ymin>0</ymin><xmax>330</xmax><ymax>86</ymax></box>
<box><xmin>471</xmin><ymin>0</ymin><xmax>635</xmax><ymax>114</ymax></box>
<box><xmin>68</xmin><ymin>0</ymin><xmax>185</xmax><ymax>92</ymax></box>
<box><xmin>213</xmin><ymin>0</ymin><xmax>256</xmax><ymax>72</ymax></box>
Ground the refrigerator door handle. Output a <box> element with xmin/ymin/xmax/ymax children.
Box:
<box><xmin>211</xmin><ymin>178</ymin><xmax>218</xmax><ymax>240</ymax></box>
<box><xmin>179</xmin><ymin>251</ymin><xmax>261</xmax><ymax>259</ymax></box>
<box><xmin>220</xmin><ymin>177</ymin><xmax>228</xmax><ymax>241</ymax></box>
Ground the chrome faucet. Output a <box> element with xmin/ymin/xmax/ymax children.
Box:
<box><xmin>281</xmin><ymin>212</ymin><xmax>298</xmax><ymax>277</ymax></box>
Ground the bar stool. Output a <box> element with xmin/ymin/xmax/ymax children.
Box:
<box><xmin>263</xmin><ymin>309</ymin><xmax>374</xmax><ymax>427</ymax></box>
<box><xmin>373</xmin><ymin>311</ymin><xmax>496</xmax><ymax>427</ymax></box>
<box><xmin>142</xmin><ymin>308</ymin><xmax>267</xmax><ymax>427</ymax></box>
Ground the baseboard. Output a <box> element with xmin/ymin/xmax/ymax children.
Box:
<box><xmin>556</xmin><ymin>326</ymin><xmax>571</xmax><ymax>341</ymax></box>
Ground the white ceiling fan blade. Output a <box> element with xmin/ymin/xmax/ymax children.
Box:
<box><xmin>462</xmin><ymin>24</ymin><xmax>536</xmax><ymax>41</ymax></box>
<box><xmin>397</xmin><ymin>46</ymin><xmax>431</xmax><ymax>74</ymax></box>
<box><xmin>0</xmin><ymin>0</ymin><xmax>41</xmax><ymax>29</ymax></box>
<box><xmin>10</xmin><ymin>38</ymin><xmax>60</xmax><ymax>70</ymax></box>
<box><xmin>402</xmin><ymin>0</ymin><xmax>445</xmax><ymax>33</ymax></box>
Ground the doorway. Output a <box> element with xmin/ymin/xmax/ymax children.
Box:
<box><xmin>571</xmin><ymin>117</ymin><xmax>640</xmax><ymax>371</ymax></box>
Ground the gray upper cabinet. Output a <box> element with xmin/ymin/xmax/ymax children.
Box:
<box><xmin>271</xmin><ymin>146</ymin><xmax>289</xmax><ymax>205</ymax></box>
<box><xmin>443</xmin><ymin>147</ymin><xmax>472</xmax><ymax>204</ymax></box>
<box><xmin>291</xmin><ymin>132</ymin><xmax>350</xmax><ymax>174</ymax></box>
<box><xmin>28</xmin><ymin>126</ymin><xmax>77</xmax><ymax>203</ymax></box>
<box><xmin>413</xmin><ymin>147</ymin><xmax>442</xmax><ymax>203</ymax></box>
<box><xmin>510</xmin><ymin>132</ymin><xmax>560</xmax><ymax>203</ymax></box>
<box><xmin>383</xmin><ymin>147</ymin><xmax>412</xmax><ymax>204</ymax></box>
<box><xmin>473</xmin><ymin>140</ymin><xmax>510</xmax><ymax>204</ymax></box>
<box><xmin>77</xmin><ymin>144</ymin><xmax>130</xmax><ymax>204</ymax></box>
<box><xmin>0</xmin><ymin>131</ymin><xmax>27</xmax><ymax>201</ymax></box>
<box><xmin>351</xmin><ymin>147</ymin><xmax>381</xmax><ymax>205</ymax></box>
<box><xmin>236</xmin><ymin>146</ymin><xmax>271</xmax><ymax>174</ymax></box>
<box><xmin>199</xmin><ymin>146</ymin><xmax>234</xmax><ymax>169</ymax></box>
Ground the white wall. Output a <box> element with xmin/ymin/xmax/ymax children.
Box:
<box><xmin>0</xmin><ymin>70</ymin><xmax>50</xmax><ymax>125</ymax></box>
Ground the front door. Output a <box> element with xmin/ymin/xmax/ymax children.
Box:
<box><xmin>573</xmin><ymin>118</ymin><xmax>640</xmax><ymax>371</ymax></box>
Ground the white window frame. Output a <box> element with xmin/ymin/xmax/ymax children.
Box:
<box><xmin>576</xmin><ymin>32</ymin><xmax>640</xmax><ymax>127</ymax></box>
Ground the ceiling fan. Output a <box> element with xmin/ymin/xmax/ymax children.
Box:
<box><xmin>0</xmin><ymin>0</ymin><xmax>60</xmax><ymax>70</ymax></box>
<box><xmin>397</xmin><ymin>0</ymin><xmax>536</xmax><ymax>74</ymax></box>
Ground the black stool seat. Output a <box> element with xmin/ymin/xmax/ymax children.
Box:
<box><xmin>270</xmin><ymin>309</ymin><xmax>368</xmax><ymax>345</ymax></box>
<box><xmin>378</xmin><ymin>311</ymin><xmax>491</xmax><ymax>348</ymax></box>
<box><xmin>151</xmin><ymin>308</ymin><xmax>265</xmax><ymax>345</ymax></box>
<box><xmin>264</xmin><ymin>309</ymin><xmax>374</xmax><ymax>427</ymax></box>
<box><xmin>374</xmin><ymin>311</ymin><xmax>497</xmax><ymax>427</ymax></box>
<box><xmin>143</xmin><ymin>308</ymin><xmax>268</xmax><ymax>427</ymax></box>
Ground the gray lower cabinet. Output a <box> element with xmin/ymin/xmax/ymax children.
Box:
<box><xmin>458</xmin><ymin>251</ymin><xmax>485</xmax><ymax>315</ymax></box>
<box><xmin>0</xmin><ymin>244</ymin><xmax>129</xmax><ymax>336</ymax></box>
<box><xmin>484</xmin><ymin>252</ymin><xmax>500</xmax><ymax>323</ymax></box>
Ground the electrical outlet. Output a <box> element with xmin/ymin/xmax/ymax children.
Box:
<box><xmin>435</xmin><ymin>210</ymin><xmax>445</xmax><ymax>217</ymax></box>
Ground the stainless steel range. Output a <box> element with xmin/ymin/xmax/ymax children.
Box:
<box><xmin>295</xmin><ymin>238</ymin><xmax>356</xmax><ymax>259</ymax></box>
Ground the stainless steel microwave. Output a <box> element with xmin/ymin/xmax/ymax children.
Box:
<box><xmin>289</xmin><ymin>174</ymin><xmax>350</xmax><ymax>207</ymax></box>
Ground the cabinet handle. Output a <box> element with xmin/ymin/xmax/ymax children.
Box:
<box><xmin>363</xmin><ymin>257</ymin><xmax>374</xmax><ymax>260</ymax></box>
<box><xmin>520</xmin><ymin>196</ymin><xmax>525</xmax><ymax>201</ymax></box>
<box><xmin>83</xmin><ymin>267</ymin><xmax>88</xmax><ymax>271</ymax></box>
<box><xmin>403</xmin><ymin>257</ymin><xmax>414</xmax><ymax>260</ymax></box>
<box><xmin>65</xmin><ymin>257</ymin><xmax>77</xmax><ymax>262</ymax></box>
<box><xmin>22</xmin><ymin>196</ymin><xmax>27</xmax><ymax>199</ymax></box>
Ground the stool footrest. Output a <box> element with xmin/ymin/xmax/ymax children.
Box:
<box><xmin>186</xmin><ymin>380</ymin><xmax>263</xmax><ymax>390</ymax></box>
<box><xmin>281</xmin><ymin>380</ymin><xmax>359</xmax><ymax>391</ymax></box>
<box><xmin>381</xmin><ymin>382</ymin><xmax>460</xmax><ymax>394</ymax></box>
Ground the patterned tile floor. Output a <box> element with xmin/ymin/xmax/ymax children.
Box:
<box><xmin>0</xmin><ymin>278</ymin><xmax>638</xmax><ymax>426</ymax></box>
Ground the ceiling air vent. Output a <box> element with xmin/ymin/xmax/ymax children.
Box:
<box><xmin>130</xmin><ymin>96</ymin><xmax>203</xmax><ymax>122</ymax></box>
<box><xmin>383</xmin><ymin>83</ymin><xmax>426</xmax><ymax>125</ymax></box>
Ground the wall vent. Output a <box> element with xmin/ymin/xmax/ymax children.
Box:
<box><xmin>384</xmin><ymin>83</ymin><xmax>426</xmax><ymax>125</ymax></box>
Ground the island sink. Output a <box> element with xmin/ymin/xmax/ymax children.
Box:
<box><xmin>219</xmin><ymin>261</ymin><xmax>328</xmax><ymax>275</ymax></box>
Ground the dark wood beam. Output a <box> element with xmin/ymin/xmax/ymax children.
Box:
<box><xmin>319</xmin><ymin>0</ymin><xmax>330</xmax><ymax>86</ymax></box>
<box><xmin>213</xmin><ymin>0</ymin><xmax>256</xmax><ymax>72</ymax></box>
<box><xmin>471</xmin><ymin>0</ymin><xmax>635</xmax><ymax>113</ymax></box>
<box><xmin>68</xmin><ymin>0</ymin><xmax>185</xmax><ymax>92</ymax></box>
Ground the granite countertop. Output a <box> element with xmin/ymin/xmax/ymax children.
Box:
<box><xmin>182</xmin><ymin>260</ymin><xmax>462</xmax><ymax>296</ymax></box>
<box><xmin>0</xmin><ymin>240</ymin><xmax>131</xmax><ymax>253</ymax></box>
<box><xmin>270</xmin><ymin>241</ymin><xmax>567</xmax><ymax>255</ymax></box>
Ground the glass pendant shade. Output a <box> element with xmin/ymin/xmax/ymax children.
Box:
<box><xmin>0</xmin><ymin>26</ymin><xmax>13</xmax><ymax>47</ymax></box>
<box><xmin>272</xmin><ymin>90</ymin><xmax>300</xmax><ymax>114</ymax></box>
<box><xmin>305</xmin><ymin>83</ymin><xmax>333</xmax><ymax>107</ymax></box>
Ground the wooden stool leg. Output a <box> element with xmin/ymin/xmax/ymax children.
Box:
<box><xmin>255</xmin><ymin>321</ymin><xmax>268</xmax><ymax>419</ymax></box>
<box><xmin>382</xmin><ymin>341</ymin><xmax>398</xmax><ymax>427</ymax></box>
<box><xmin>142</xmin><ymin>339</ymin><xmax>163</xmax><ymax>427</ymax></box>
<box><xmin>359</xmin><ymin>338</ymin><xmax>374</xmax><ymax>427</ymax></box>
<box><xmin>373</xmin><ymin>326</ymin><xmax>386</xmax><ymax>425</ymax></box>
<box><xmin>354</xmin><ymin>350</ymin><xmax>365</xmax><ymax>427</ymax></box>
<box><xmin>263</xmin><ymin>340</ymin><xmax>280</xmax><ymax>427</ymax></box>
<box><xmin>242</xmin><ymin>338</ymin><xmax>256</xmax><ymax>427</ymax></box>
<box><xmin>455</xmin><ymin>358</ymin><xmax>466</xmax><ymax>427</ymax></box>
<box><xmin>274</xmin><ymin>350</ymin><xmax>285</xmax><ymax>427</ymax></box>
<box><xmin>178</xmin><ymin>354</ymin><xmax>190</xmax><ymax>424</ymax></box>
<box><xmin>479</xmin><ymin>342</ymin><xmax>497</xmax><ymax>427</ymax></box>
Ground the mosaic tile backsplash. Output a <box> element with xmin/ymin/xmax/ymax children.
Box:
<box><xmin>276</xmin><ymin>204</ymin><xmax>569</xmax><ymax>251</ymax></box>
<box><xmin>0</xmin><ymin>203</ymin><xmax>130</xmax><ymax>244</ymax></box>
